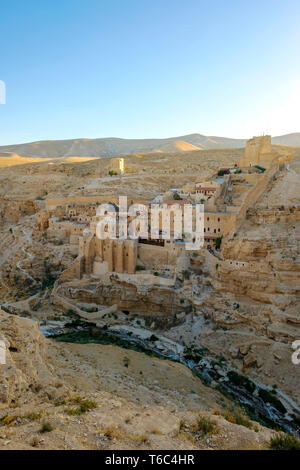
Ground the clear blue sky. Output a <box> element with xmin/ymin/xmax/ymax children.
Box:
<box><xmin>0</xmin><ymin>0</ymin><xmax>300</xmax><ymax>145</ymax></box>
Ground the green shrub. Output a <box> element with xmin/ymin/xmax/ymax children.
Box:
<box><xmin>65</xmin><ymin>396</ymin><xmax>97</xmax><ymax>415</ymax></box>
<box><xmin>78</xmin><ymin>398</ymin><xmax>97</xmax><ymax>413</ymax></box>
<box><xmin>182</xmin><ymin>270</ymin><xmax>190</xmax><ymax>280</ymax></box>
<box><xmin>136</xmin><ymin>265</ymin><xmax>146</xmax><ymax>271</ymax></box>
<box><xmin>54</xmin><ymin>398</ymin><xmax>66</xmax><ymax>407</ymax></box>
<box><xmin>227</xmin><ymin>370</ymin><xmax>255</xmax><ymax>393</ymax></box>
<box><xmin>196</xmin><ymin>415</ymin><xmax>216</xmax><ymax>435</ymax></box>
<box><xmin>149</xmin><ymin>334</ymin><xmax>158</xmax><ymax>342</ymax></box>
<box><xmin>214</xmin><ymin>236</ymin><xmax>222</xmax><ymax>250</ymax></box>
<box><xmin>258</xmin><ymin>388</ymin><xmax>287</xmax><ymax>414</ymax></box>
<box><xmin>24</xmin><ymin>411</ymin><xmax>43</xmax><ymax>421</ymax></box>
<box><xmin>269</xmin><ymin>433</ymin><xmax>300</xmax><ymax>450</ymax></box>
<box><xmin>40</xmin><ymin>421</ymin><xmax>54</xmax><ymax>433</ymax></box>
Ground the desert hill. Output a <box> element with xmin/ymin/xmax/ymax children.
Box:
<box><xmin>1</xmin><ymin>133</ymin><xmax>300</xmax><ymax>159</ymax></box>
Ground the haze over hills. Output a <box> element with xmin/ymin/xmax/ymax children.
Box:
<box><xmin>0</xmin><ymin>132</ymin><xmax>300</xmax><ymax>159</ymax></box>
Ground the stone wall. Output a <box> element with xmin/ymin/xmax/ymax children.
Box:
<box><xmin>57</xmin><ymin>255</ymin><xmax>85</xmax><ymax>282</ymax></box>
<box><xmin>235</xmin><ymin>159</ymin><xmax>279</xmax><ymax>231</ymax></box>
<box><xmin>46</xmin><ymin>195</ymin><xmax>147</xmax><ymax>210</ymax></box>
<box><xmin>0</xmin><ymin>198</ymin><xmax>38</xmax><ymax>223</ymax></box>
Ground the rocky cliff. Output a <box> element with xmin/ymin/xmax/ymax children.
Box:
<box><xmin>0</xmin><ymin>309</ymin><xmax>61</xmax><ymax>405</ymax></box>
<box><xmin>198</xmin><ymin>162</ymin><xmax>300</xmax><ymax>404</ymax></box>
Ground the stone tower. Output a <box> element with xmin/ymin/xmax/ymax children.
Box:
<box><xmin>239</xmin><ymin>135</ymin><xmax>275</xmax><ymax>168</ymax></box>
<box><xmin>110</xmin><ymin>157</ymin><xmax>124</xmax><ymax>175</ymax></box>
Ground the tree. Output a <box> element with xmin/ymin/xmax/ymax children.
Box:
<box><xmin>214</xmin><ymin>236</ymin><xmax>222</xmax><ymax>250</ymax></box>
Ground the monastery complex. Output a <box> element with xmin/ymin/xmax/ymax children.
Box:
<box><xmin>36</xmin><ymin>136</ymin><xmax>291</xmax><ymax>281</ymax></box>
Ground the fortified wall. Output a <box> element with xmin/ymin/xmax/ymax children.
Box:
<box><xmin>45</xmin><ymin>195</ymin><xmax>147</xmax><ymax>211</ymax></box>
<box><xmin>238</xmin><ymin>135</ymin><xmax>276</xmax><ymax>169</ymax></box>
<box><xmin>235</xmin><ymin>159</ymin><xmax>279</xmax><ymax>230</ymax></box>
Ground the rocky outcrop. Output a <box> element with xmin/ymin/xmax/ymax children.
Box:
<box><xmin>55</xmin><ymin>275</ymin><xmax>191</xmax><ymax>318</ymax></box>
<box><xmin>0</xmin><ymin>309</ymin><xmax>66</xmax><ymax>405</ymax></box>
<box><xmin>0</xmin><ymin>197</ymin><xmax>38</xmax><ymax>224</ymax></box>
<box><xmin>197</xmin><ymin>172</ymin><xmax>300</xmax><ymax>402</ymax></box>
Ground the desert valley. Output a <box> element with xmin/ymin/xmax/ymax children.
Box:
<box><xmin>0</xmin><ymin>132</ymin><xmax>299</xmax><ymax>450</ymax></box>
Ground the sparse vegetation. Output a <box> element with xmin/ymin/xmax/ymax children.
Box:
<box><xmin>227</xmin><ymin>370</ymin><xmax>255</xmax><ymax>393</ymax></box>
<box><xmin>65</xmin><ymin>396</ymin><xmax>97</xmax><ymax>415</ymax></box>
<box><xmin>39</xmin><ymin>421</ymin><xmax>54</xmax><ymax>433</ymax></box>
<box><xmin>0</xmin><ymin>415</ymin><xmax>16</xmax><ymax>426</ymax></box>
<box><xmin>182</xmin><ymin>269</ymin><xmax>191</xmax><ymax>280</ymax></box>
<box><xmin>136</xmin><ymin>265</ymin><xmax>146</xmax><ymax>271</ymax></box>
<box><xmin>41</xmin><ymin>258</ymin><xmax>56</xmax><ymax>290</ymax></box>
<box><xmin>269</xmin><ymin>433</ymin><xmax>300</xmax><ymax>450</ymax></box>
<box><xmin>214</xmin><ymin>236</ymin><xmax>222</xmax><ymax>250</ymax></box>
<box><xmin>222</xmin><ymin>410</ymin><xmax>253</xmax><ymax>429</ymax></box>
<box><xmin>24</xmin><ymin>411</ymin><xmax>43</xmax><ymax>422</ymax></box>
<box><xmin>101</xmin><ymin>426</ymin><xmax>150</xmax><ymax>445</ymax></box>
<box><xmin>196</xmin><ymin>415</ymin><xmax>217</xmax><ymax>435</ymax></box>
<box><xmin>123</xmin><ymin>356</ymin><xmax>130</xmax><ymax>368</ymax></box>
<box><xmin>258</xmin><ymin>388</ymin><xmax>287</xmax><ymax>414</ymax></box>
<box><xmin>53</xmin><ymin>398</ymin><xmax>66</xmax><ymax>407</ymax></box>
<box><xmin>149</xmin><ymin>334</ymin><xmax>159</xmax><ymax>342</ymax></box>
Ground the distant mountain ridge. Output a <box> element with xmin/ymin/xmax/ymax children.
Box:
<box><xmin>0</xmin><ymin>133</ymin><xmax>299</xmax><ymax>158</ymax></box>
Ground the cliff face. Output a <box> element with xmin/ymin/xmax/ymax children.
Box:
<box><xmin>57</xmin><ymin>275</ymin><xmax>192</xmax><ymax>318</ymax></box>
<box><xmin>199</xmin><ymin>164</ymin><xmax>300</xmax><ymax>403</ymax></box>
<box><xmin>0</xmin><ymin>309</ymin><xmax>62</xmax><ymax>405</ymax></box>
